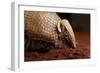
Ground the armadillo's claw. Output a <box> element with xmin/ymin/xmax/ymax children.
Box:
<box><xmin>57</xmin><ymin>19</ymin><xmax>76</xmax><ymax>48</ymax></box>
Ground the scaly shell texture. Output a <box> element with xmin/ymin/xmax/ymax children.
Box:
<box><xmin>24</xmin><ymin>11</ymin><xmax>61</xmax><ymax>45</ymax></box>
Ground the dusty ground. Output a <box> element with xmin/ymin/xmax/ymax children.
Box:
<box><xmin>24</xmin><ymin>32</ymin><xmax>90</xmax><ymax>61</ymax></box>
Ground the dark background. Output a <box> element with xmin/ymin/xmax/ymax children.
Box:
<box><xmin>57</xmin><ymin>13</ymin><xmax>90</xmax><ymax>33</ymax></box>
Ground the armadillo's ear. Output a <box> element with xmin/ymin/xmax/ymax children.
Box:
<box><xmin>60</xmin><ymin>19</ymin><xmax>76</xmax><ymax>48</ymax></box>
<box><xmin>57</xmin><ymin>20</ymin><xmax>65</xmax><ymax>33</ymax></box>
<box><xmin>57</xmin><ymin>21</ymin><xmax>62</xmax><ymax>33</ymax></box>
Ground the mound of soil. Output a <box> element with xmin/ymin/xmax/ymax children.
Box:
<box><xmin>24</xmin><ymin>32</ymin><xmax>90</xmax><ymax>61</ymax></box>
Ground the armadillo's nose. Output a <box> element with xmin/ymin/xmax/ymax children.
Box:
<box><xmin>57</xmin><ymin>19</ymin><xmax>76</xmax><ymax>48</ymax></box>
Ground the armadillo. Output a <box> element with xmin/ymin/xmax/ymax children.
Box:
<box><xmin>24</xmin><ymin>11</ymin><xmax>76</xmax><ymax>50</ymax></box>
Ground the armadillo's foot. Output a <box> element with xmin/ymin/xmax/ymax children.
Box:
<box><xmin>28</xmin><ymin>40</ymin><xmax>55</xmax><ymax>53</ymax></box>
<box><xmin>57</xmin><ymin>19</ymin><xmax>76</xmax><ymax>48</ymax></box>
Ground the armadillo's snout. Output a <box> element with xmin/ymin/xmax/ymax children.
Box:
<box><xmin>57</xmin><ymin>19</ymin><xmax>76</xmax><ymax>48</ymax></box>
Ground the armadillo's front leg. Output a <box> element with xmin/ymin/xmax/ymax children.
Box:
<box><xmin>57</xmin><ymin>19</ymin><xmax>76</xmax><ymax>48</ymax></box>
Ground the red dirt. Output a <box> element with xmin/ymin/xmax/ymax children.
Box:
<box><xmin>24</xmin><ymin>32</ymin><xmax>90</xmax><ymax>61</ymax></box>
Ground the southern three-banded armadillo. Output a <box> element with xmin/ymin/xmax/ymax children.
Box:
<box><xmin>24</xmin><ymin>11</ymin><xmax>76</xmax><ymax>52</ymax></box>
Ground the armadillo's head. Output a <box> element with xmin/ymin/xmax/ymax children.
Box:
<box><xmin>56</xmin><ymin>19</ymin><xmax>76</xmax><ymax>48</ymax></box>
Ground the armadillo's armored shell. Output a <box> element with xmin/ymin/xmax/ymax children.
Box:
<box><xmin>24</xmin><ymin>11</ymin><xmax>61</xmax><ymax>44</ymax></box>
